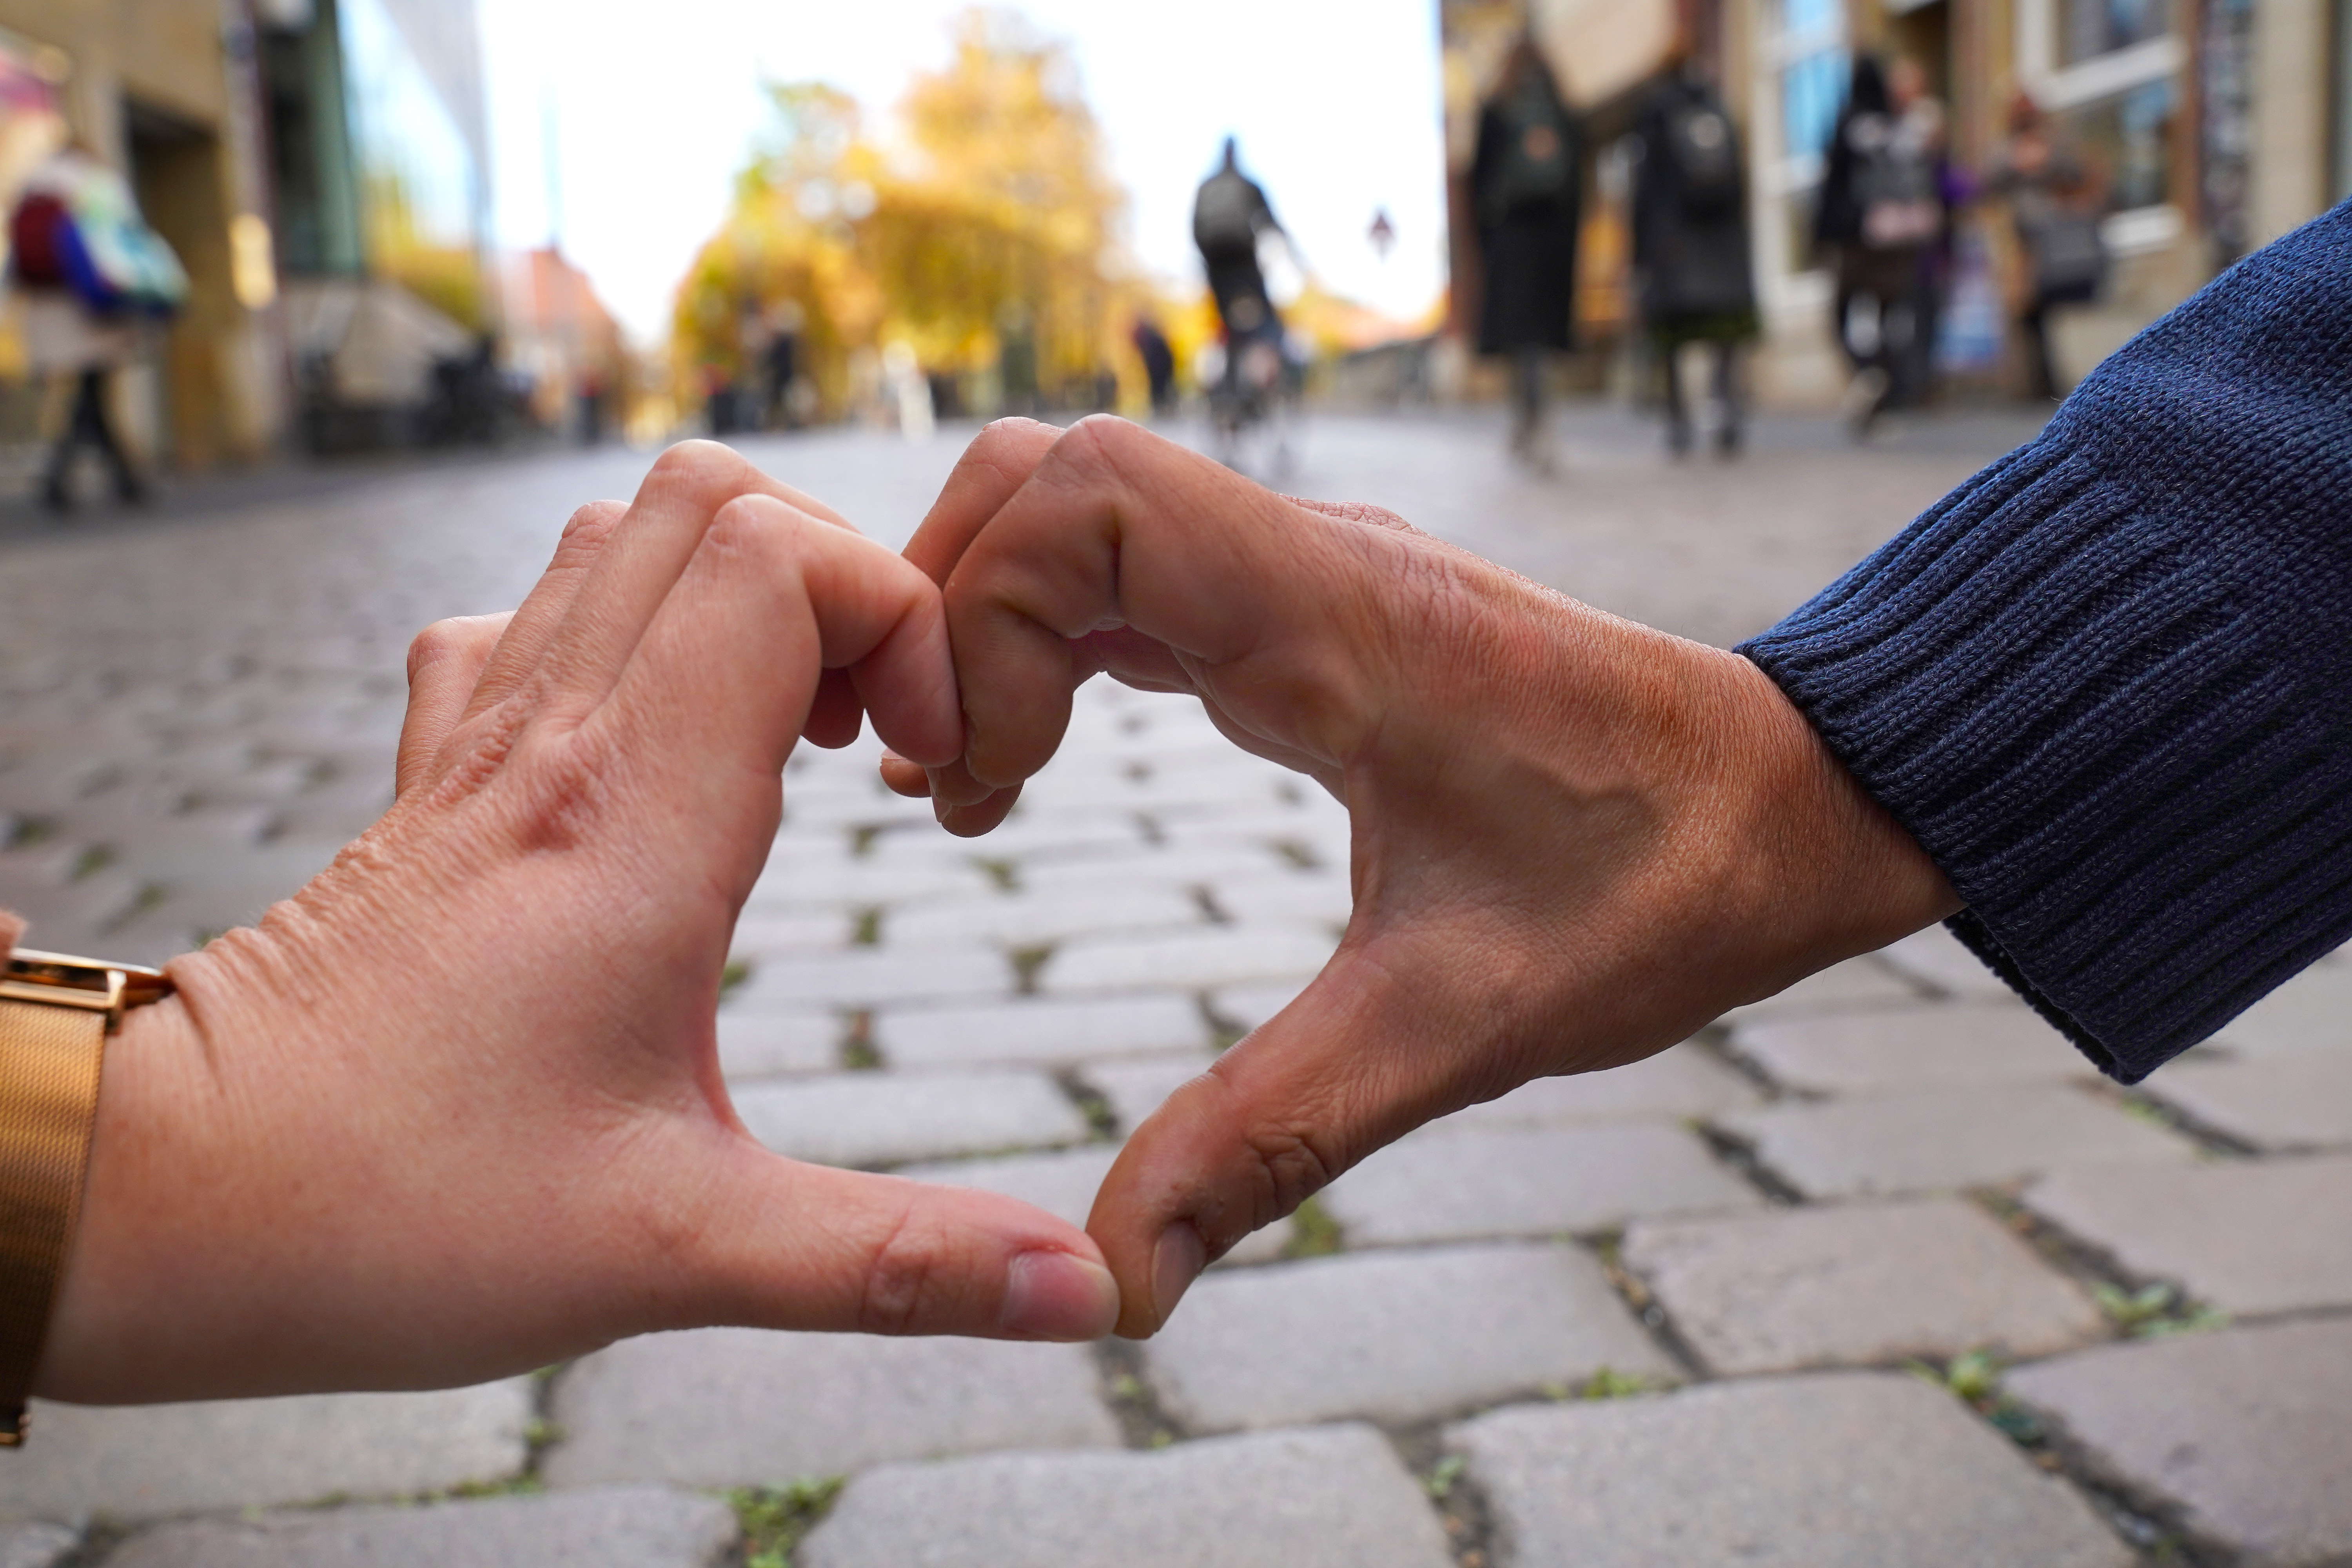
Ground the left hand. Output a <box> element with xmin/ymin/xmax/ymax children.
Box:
<box><xmin>38</xmin><ymin>441</ymin><xmax>1119</xmax><ymax>1406</ymax></box>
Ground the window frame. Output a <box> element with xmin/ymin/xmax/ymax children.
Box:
<box><xmin>2014</xmin><ymin>0</ymin><xmax>2188</xmax><ymax>254</ymax></box>
<box><xmin>1751</xmin><ymin>0</ymin><xmax>1849</xmax><ymax>309</ymax></box>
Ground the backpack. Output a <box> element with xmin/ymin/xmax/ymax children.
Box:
<box><xmin>1661</xmin><ymin>98</ymin><xmax>1739</xmax><ymax>219</ymax></box>
<box><xmin>1849</xmin><ymin>113</ymin><xmax>1941</xmax><ymax>249</ymax></box>
<box><xmin>1481</xmin><ymin>79</ymin><xmax>1575</xmax><ymax>223</ymax></box>
<box><xmin>1194</xmin><ymin>172</ymin><xmax>1261</xmax><ymax>256</ymax></box>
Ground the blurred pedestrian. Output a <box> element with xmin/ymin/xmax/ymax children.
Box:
<box><xmin>1131</xmin><ymin>316</ymin><xmax>1177</xmax><ymax>416</ymax></box>
<box><xmin>1629</xmin><ymin>53</ymin><xmax>1757</xmax><ymax>457</ymax></box>
<box><xmin>1470</xmin><ymin>38</ymin><xmax>1582</xmax><ymax>470</ymax></box>
<box><xmin>7</xmin><ymin>140</ymin><xmax>184</xmax><ymax>513</ymax></box>
<box><xmin>1192</xmin><ymin>139</ymin><xmax>1287</xmax><ymax>350</ymax></box>
<box><xmin>1990</xmin><ymin>93</ymin><xmax>2107</xmax><ymax>401</ymax></box>
<box><xmin>1814</xmin><ymin>55</ymin><xmax>1945</xmax><ymax>437</ymax></box>
<box><xmin>764</xmin><ymin>299</ymin><xmax>806</xmax><ymax>429</ymax></box>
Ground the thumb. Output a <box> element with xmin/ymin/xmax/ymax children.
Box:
<box><xmin>1085</xmin><ymin>935</ymin><xmax>1501</xmax><ymax>1338</ymax></box>
<box><xmin>690</xmin><ymin>1138</ymin><xmax>1121</xmax><ymax>1341</ymax></box>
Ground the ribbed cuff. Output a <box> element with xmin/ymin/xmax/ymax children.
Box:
<box><xmin>1741</xmin><ymin>205</ymin><xmax>2352</xmax><ymax>1081</ymax></box>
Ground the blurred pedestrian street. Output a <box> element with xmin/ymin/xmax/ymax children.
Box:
<box><xmin>2</xmin><ymin>408</ymin><xmax>2348</xmax><ymax>1567</ymax></box>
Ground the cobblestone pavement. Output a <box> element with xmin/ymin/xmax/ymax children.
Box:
<box><xmin>2</xmin><ymin>408</ymin><xmax>2347</xmax><ymax>1567</ymax></box>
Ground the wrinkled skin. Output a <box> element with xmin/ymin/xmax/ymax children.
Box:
<box><xmin>884</xmin><ymin>417</ymin><xmax>1959</xmax><ymax>1338</ymax></box>
<box><xmin>39</xmin><ymin>441</ymin><xmax>1118</xmax><ymax>1405</ymax></box>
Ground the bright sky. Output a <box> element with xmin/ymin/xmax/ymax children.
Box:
<box><xmin>476</xmin><ymin>0</ymin><xmax>1447</xmax><ymax>345</ymax></box>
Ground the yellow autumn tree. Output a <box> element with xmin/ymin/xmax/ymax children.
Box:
<box><xmin>672</xmin><ymin>9</ymin><xmax>1138</xmax><ymax>421</ymax></box>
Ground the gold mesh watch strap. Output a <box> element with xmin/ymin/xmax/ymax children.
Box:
<box><xmin>0</xmin><ymin>951</ymin><xmax>170</xmax><ymax>1445</ymax></box>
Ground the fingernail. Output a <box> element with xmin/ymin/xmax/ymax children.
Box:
<box><xmin>1001</xmin><ymin>1250</ymin><xmax>1120</xmax><ymax>1341</ymax></box>
<box><xmin>1152</xmin><ymin>1223</ymin><xmax>1207</xmax><ymax>1326</ymax></box>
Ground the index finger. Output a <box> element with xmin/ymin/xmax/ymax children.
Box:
<box><xmin>940</xmin><ymin>416</ymin><xmax>1384</xmax><ymax>791</ymax></box>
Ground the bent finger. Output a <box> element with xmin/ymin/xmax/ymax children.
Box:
<box><xmin>599</xmin><ymin>494</ymin><xmax>960</xmax><ymax>813</ymax></box>
<box><xmin>397</xmin><ymin>613</ymin><xmax>510</xmax><ymax>798</ymax></box>
<box><xmin>943</xmin><ymin>416</ymin><xmax>1383</xmax><ymax>791</ymax></box>
<box><xmin>458</xmin><ymin>501</ymin><xmax>625</xmax><ymax>726</ymax></box>
<box><xmin>903</xmin><ymin>418</ymin><xmax>1064</xmax><ymax>585</ymax></box>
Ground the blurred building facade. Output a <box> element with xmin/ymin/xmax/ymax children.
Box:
<box><xmin>1441</xmin><ymin>0</ymin><xmax>2352</xmax><ymax>405</ymax></box>
<box><xmin>0</xmin><ymin>0</ymin><xmax>286</xmax><ymax>468</ymax></box>
<box><xmin>0</xmin><ymin>0</ymin><xmax>498</xmax><ymax>476</ymax></box>
<box><xmin>257</xmin><ymin>0</ymin><xmax>495</xmax><ymax>449</ymax></box>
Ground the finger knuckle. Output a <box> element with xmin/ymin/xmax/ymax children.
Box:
<box><xmin>856</xmin><ymin>1203</ymin><xmax>958</xmax><ymax>1336</ymax></box>
<box><xmin>406</xmin><ymin>617</ymin><xmax>477</xmax><ymax>679</ymax></box>
<box><xmin>648</xmin><ymin>438</ymin><xmax>747</xmax><ymax>495</ymax></box>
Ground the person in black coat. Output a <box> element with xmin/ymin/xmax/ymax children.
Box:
<box><xmin>1630</xmin><ymin>58</ymin><xmax>1758</xmax><ymax>456</ymax></box>
<box><xmin>1470</xmin><ymin>39</ymin><xmax>1582</xmax><ymax>469</ymax></box>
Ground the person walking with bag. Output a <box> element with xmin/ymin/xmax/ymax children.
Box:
<box><xmin>7</xmin><ymin>139</ymin><xmax>185</xmax><ymax>514</ymax></box>
<box><xmin>1630</xmin><ymin>53</ymin><xmax>1757</xmax><ymax>457</ymax></box>
<box><xmin>1814</xmin><ymin>55</ymin><xmax>1945</xmax><ymax>437</ymax></box>
<box><xmin>1469</xmin><ymin>38</ymin><xmax>1582</xmax><ymax>472</ymax></box>
<box><xmin>1991</xmin><ymin>93</ymin><xmax>2107</xmax><ymax>401</ymax></box>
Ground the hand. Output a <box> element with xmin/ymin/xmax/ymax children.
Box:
<box><xmin>37</xmin><ymin>441</ymin><xmax>1119</xmax><ymax>1405</ymax></box>
<box><xmin>884</xmin><ymin>417</ymin><xmax>1958</xmax><ymax>1337</ymax></box>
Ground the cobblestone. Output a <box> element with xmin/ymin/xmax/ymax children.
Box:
<box><xmin>731</xmin><ymin>1070</ymin><xmax>1091</xmax><ymax>1167</ymax></box>
<box><xmin>103</xmin><ymin>1487</ymin><xmax>739</xmax><ymax>1568</ymax></box>
<box><xmin>883</xmin><ymin>887</ymin><xmax>1204</xmax><ymax>949</ymax></box>
<box><xmin>2141</xmin><ymin>1052</ymin><xmax>2352</xmax><ymax>1150</ymax></box>
<box><xmin>1623</xmin><ymin>1199</ymin><xmax>2106</xmax><ymax>1374</ymax></box>
<box><xmin>2023</xmin><ymin>1154</ymin><xmax>2352</xmax><ymax>1315</ymax></box>
<box><xmin>1039</xmin><ymin>924</ymin><xmax>1339</xmax><ymax>995</ymax></box>
<box><xmin>1876</xmin><ymin>924</ymin><xmax>2016</xmax><ymax>999</ymax></box>
<box><xmin>0</xmin><ymin>1382</ymin><xmax>532</xmax><ymax>1520</ymax></box>
<box><xmin>545</xmin><ymin>1328</ymin><xmax>1118</xmax><ymax>1486</ymax></box>
<box><xmin>2007</xmin><ymin>1318</ymin><xmax>2352</xmax><ymax>1567</ymax></box>
<box><xmin>1144</xmin><ymin>1243</ymin><xmax>1674</xmax><ymax>1430</ymax></box>
<box><xmin>1077</xmin><ymin>1053</ymin><xmax>1219</xmax><ymax>1133</ymax></box>
<box><xmin>1731</xmin><ymin>1002</ymin><xmax>2098</xmax><ymax>1092</ymax></box>
<box><xmin>714</xmin><ymin>1008</ymin><xmax>839</xmax><ymax>1079</ymax></box>
<box><xmin>1448</xmin><ymin>1372</ymin><xmax>2134</xmax><ymax>1568</ymax></box>
<box><xmin>2211</xmin><ymin>963</ymin><xmax>2352</xmax><ymax>1056</ymax></box>
<box><xmin>797</xmin><ymin>1423</ymin><xmax>1455</xmax><ymax>1568</ymax></box>
<box><xmin>1719</xmin><ymin>956</ymin><xmax>1922</xmax><ymax>1022</ymax></box>
<box><xmin>1319</xmin><ymin>1122</ymin><xmax>1761</xmax><ymax>1245</ymax></box>
<box><xmin>875</xmin><ymin>994</ymin><xmax>1210</xmax><ymax>1070</ymax></box>
<box><xmin>1433</xmin><ymin>1044</ymin><xmax>1760</xmax><ymax>1129</ymax></box>
<box><xmin>0</xmin><ymin>1525</ymin><xmax>74</xmax><ymax>1568</ymax></box>
<box><xmin>1719</xmin><ymin>1084</ymin><xmax>2198</xmax><ymax>1198</ymax></box>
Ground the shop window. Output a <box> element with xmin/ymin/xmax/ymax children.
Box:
<box><xmin>1759</xmin><ymin>0</ymin><xmax>1849</xmax><ymax>285</ymax></box>
<box><xmin>2336</xmin><ymin>0</ymin><xmax>2352</xmax><ymax>201</ymax></box>
<box><xmin>2018</xmin><ymin>0</ymin><xmax>2186</xmax><ymax>239</ymax></box>
<box><xmin>2058</xmin><ymin>0</ymin><xmax>2171</xmax><ymax>68</ymax></box>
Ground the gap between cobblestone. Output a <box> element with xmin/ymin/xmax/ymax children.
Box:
<box><xmin>1094</xmin><ymin>1340</ymin><xmax>1183</xmax><ymax>1450</ymax></box>
<box><xmin>1053</xmin><ymin>1071</ymin><xmax>1119</xmax><ymax>1142</ymax></box>
<box><xmin>1589</xmin><ymin>1232</ymin><xmax>1710</xmax><ymax>1385</ymax></box>
<box><xmin>1386</xmin><ymin>1425</ymin><xmax>1496</xmax><ymax>1568</ymax></box>
<box><xmin>837</xmin><ymin>1010</ymin><xmax>883</xmax><ymax>1072</ymax></box>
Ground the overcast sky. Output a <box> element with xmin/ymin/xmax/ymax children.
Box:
<box><xmin>476</xmin><ymin>0</ymin><xmax>1447</xmax><ymax>344</ymax></box>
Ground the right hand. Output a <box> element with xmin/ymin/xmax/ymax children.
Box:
<box><xmin>884</xmin><ymin>417</ymin><xmax>1959</xmax><ymax>1337</ymax></box>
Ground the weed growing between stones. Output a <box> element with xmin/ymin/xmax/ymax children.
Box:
<box><xmin>730</xmin><ymin>1477</ymin><xmax>844</xmax><ymax>1568</ymax></box>
<box><xmin>1281</xmin><ymin>1196</ymin><xmax>1344</xmax><ymax>1259</ymax></box>
<box><xmin>837</xmin><ymin>1010</ymin><xmax>882</xmax><ymax>1071</ymax></box>
<box><xmin>849</xmin><ymin>908</ymin><xmax>882</xmax><ymax>946</ymax></box>
<box><xmin>720</xmin><ymin>957</ymin><xmax>754</xmax><ymax>999</ymax></box>
<box><xmin>1903</xmin><ymin>1349</ymin><xmax>2044</xmax><ymax>1444</ymax></box>
<box><xmin>972</xmin><ymin>856</ymin><xmax>1021</xmax><ymax>893</ymax></box>
<box><xmin>2092</xmin><ymin>1281</ymin><xmax>2230</xmax><ymax>1339</ymax></box>
<box><xmin>1056</xmin><ymin>1072</ymin><xmax>1118</xmax><ymax>1140</ymax></box>
<box><xmin>1009</xmin><ymin>943</ymin><xmax>1054</xmax><ymax>995</ymax></box>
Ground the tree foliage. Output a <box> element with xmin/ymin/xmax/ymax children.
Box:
<box><xmin>672</xmin><ymin>8</ymin><xmax>1136</xmax><ymax>418</ymax></box>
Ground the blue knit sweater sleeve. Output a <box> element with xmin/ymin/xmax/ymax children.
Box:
<box><xmin>1740</xmin><ymin>201</ymin><xmax>2352</xmax><ymax>1083</ymax></box>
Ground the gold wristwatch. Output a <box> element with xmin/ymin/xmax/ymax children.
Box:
<box><xmin>0</xmin><ymin>949</ymin><xmax>171</xmax><ymax>1444</ymax></box>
